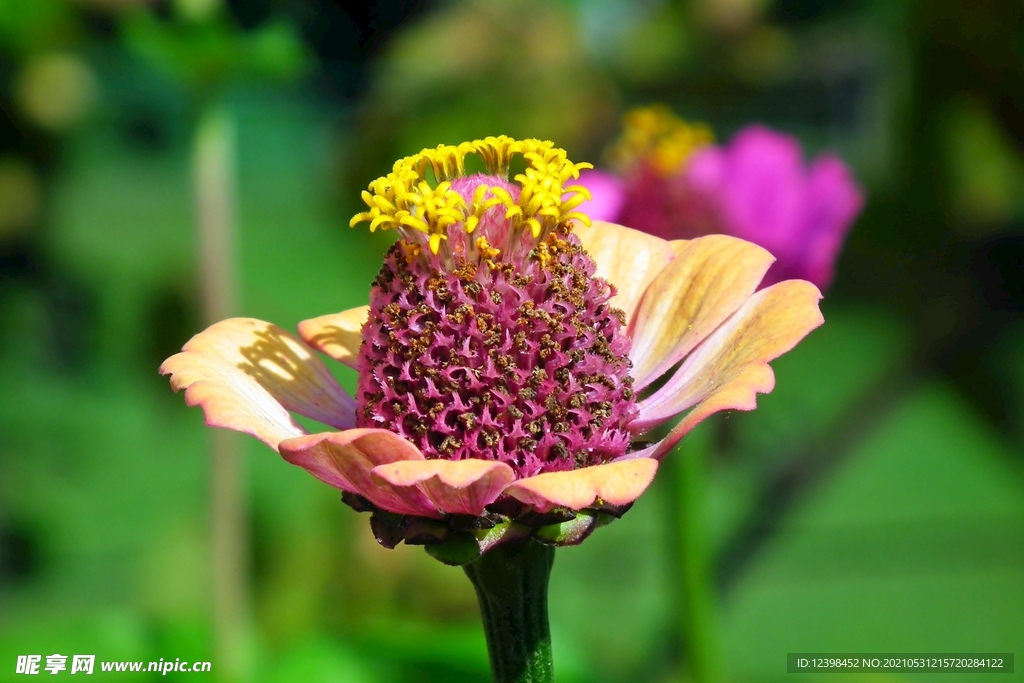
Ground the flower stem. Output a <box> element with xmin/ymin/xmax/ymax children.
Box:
<box><xmin>194</xmin><ymin>102</ymin><xmax>251</xmax><ymax>682</ymax></box>
<box><xmin>673</xmin><ymin>426</ymin><xmax>723</xmax><ymax>683</ymax></box>
<box><xmin>463</xmin><ymin>540</ymin><xmax>556</xmax><ymax>683</ymax></box>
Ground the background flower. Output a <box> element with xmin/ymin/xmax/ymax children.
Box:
<box><xmin>686</xmin><ymin>125</ymin><xmax>863</xmax><ymax>289</ymax></box>
<box><xmin>579</xmin><ymin>110</ymin><xmax>864</xmax><ymax>290</ymax></box>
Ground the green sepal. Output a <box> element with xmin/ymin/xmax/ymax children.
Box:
<box><xmin>425</xmin><ymin>532</ymin><xmax>481</xmax><ymax>566</ymax></box>
<box><xmin>534</xmin><ymin>510</ymin><xmax>617</xmax><ymax>546</ymax></box>
<box><xmin>425</xmin><ymin>520</ymin><xmax>532</xmax><ymax>566</ymax></box>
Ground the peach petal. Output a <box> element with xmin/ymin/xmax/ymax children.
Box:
<box><xmin>629</xmin><ymin>235</ymin><xmax>775</xmax><ymax>390</ymax></box>
<box><xmin>371</xmin><ymin>460</ymin><xmax>515</xmax><ymax>516</ymax></box>
<box><xmin>503</xmin><ymin>459</ymin><xmax>659</xmax><ymax>513</ymax></box>
<box><xmin>297</xmin><ymin>305</ymin><xmax>369</xmax><ymax>369</ymax></box>
<box><xmin>669</xmin><ymin>239</ymin><xmax>691</xmax><ymax>256</ymax></box>
<box><xmin>640</xmin><ymin>280</ymin><xmax>824</xmax><ymax>457</ymax></box>
<box><xmin>279</xmin><ymin>429</ymin><xmax>440</xmax><ymax>518</ymax></box>
<box><xmin>160</xmin><ymin>318</ymin><xmax>356</xmax><ymax>449</ymax></box>
<box><xmin>575</xmin><ymin>220</ymin><xmax>677</xmax><ymax>325</ymax></box>
<box><xmin>612</xmin><ymin>441</ymin><xmax>660</xmax><ymax>461</ymax></box>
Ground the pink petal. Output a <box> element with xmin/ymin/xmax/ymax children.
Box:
<box><xmin>686</xmin><ymin>127</ymin><xmax>863</xmax><ymax>292</ymax></box>
<box><xmin>278</xmin><ymin>429</ymin><xmax>440</xmax><ymax>518</ymax></box>
<box><xmin>629</xmin><ymin>235</ymin><xmax>775</xmax><ymax>390</ymax></box>
<box><xmin>639</xmin><ymin>280</ymin><xmax>824</xmax><ymax>456</ymax></box>
<box><xmin>685</xmin><ymin>146</ymin><xmax>726</xmax><ymax>191</ymax></box>
<box><xmin>574</xmin><ymin>220</ymin><xmax>677</xmax><ymax>325</ymax></box>
<box><xmin>717</xmin><ymin>126</ymin><xmax>806</xmax><ymax>254</ymax></box>
<box><xmin>503</xmin><ymin>459</ymin><xmax>659</xmax><ymax>513</ymax></box>
<box><xmin>371</xmin><ymin>460</ymin><xmax>515</xmax><ymax>516</ymax></box>
<box><xmin>297</xmin><ymin>305</ymin><xmax>369</xmax><ymax>370</ymax></box>
<box><xmin>575</xmin><ymin>169</ymin><xmax>626</xmax><ymax>223</ymax></box>
<box><xmin>160</xmin><ymin>318</ymin><xmax>356</xmax><ymax>449</ymax></box>
<box><xmin>798</xmin><ymin>154</ymin><xmax>864</xmax><ymax>289</ymax></box>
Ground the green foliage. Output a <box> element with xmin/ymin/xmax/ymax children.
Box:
<box><xmin>722</xmin><ymin>385</ymin><xmax>1024</xmax><ymax>680</ymax></box>
<box><xmin>0</xmin><ymin>0</ymin><xmax>76</xmax><ymax>56</ymax></box>
<box><xmin>122</xmin><ymin>10</ymin><xmax>308</xmax><ymax>92</ymax></box>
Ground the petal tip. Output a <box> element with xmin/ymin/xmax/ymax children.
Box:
<box><xmin>504</xmin><ymin>459</ymin><xmax>659</xmax><ymax>513</ymax></box>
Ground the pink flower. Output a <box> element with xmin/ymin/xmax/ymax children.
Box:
<box><xmin>161</xmin><ymin>137</ymin><xmax>823</xmax><ymax>561</ymax></box>
<box><xmin>577</xmin><ymin>111</ymin><xmax>863</xmax><ymax>290</ymax></box>
<box><xmin>687</xmin><ymin>126</ymin><xmax>863</xmax><ymax>288</ymax></box>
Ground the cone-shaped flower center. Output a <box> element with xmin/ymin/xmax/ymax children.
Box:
<box><xmin>351</xmin><ymin>138</ymin><xmax>638</xmax><ymax>478</ymax></box>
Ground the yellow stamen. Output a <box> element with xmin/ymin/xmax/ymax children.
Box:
<box><xmin>475</xmin><ymin>236</ymin><xmax>501</xmax><ymax>261</ymax></box>
<box><xmin>428</xmin><ymin>232</ymin><xmax>446</xmax><ymax>255</ymax></box>
<box><xmin>607</xmin><ymin>105</ymin><xmax>714</xmax><ymax>176</ymax></box>
<box><xmin>475</xmin><ymin>135</ymin><xmax>520</xmax><ymax>176</ymax></box>
<box><xmin>532</xmin><ymin>232</ymin><xmax>571</xmax><ymax>267</ymax></box>
<box><xmin>350</xmin><ymin>137</ymin><xmax>594</xmax><ymax>254</ymax></box>
<box><xmin>399</xmin><ymin>239</ymin><xmax>422</xmax><ymax>262</ymax></box>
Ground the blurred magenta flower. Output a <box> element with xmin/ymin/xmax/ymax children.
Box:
<box><xmin>161</xmin><ymin>137</ymin><xmax>823</xmax><ymax>560</ymax></box>
<box><xmin>579</xmin><ymin>108</ymin><xmax>863</xmax><ymax>289</ymax></box>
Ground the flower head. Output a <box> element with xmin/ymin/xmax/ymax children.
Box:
<box><xmin>578</xmin><ymin>107</ymin><xmax>863</xmax><ymax>290</ymax></box>
<box><xmin>350</xmin><ymin>139</ymin><xmax>636</xmax><ymax>478</ymax></box>
<box><xmin>161</xmin><ymin>136</ymin><xmax>823</xmax><ymax>563</ymax></box>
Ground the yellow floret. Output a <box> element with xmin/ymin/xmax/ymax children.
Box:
<box><xmin>608</xmin><ymin>105</ymin><xmax>714</xmax><ymax>176</ymax></box>
<box><xmin>350</xmin><ymin>137</ymin><xmax>595</xmax><ymax>253</ymax></box>
<box><xmin>475</xmin><ymin>236</ymin><xmax>501</xmax><ymax>261</ymax></box>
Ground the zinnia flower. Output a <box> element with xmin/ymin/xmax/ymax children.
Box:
<box><xmin>578</xmin><ymin>107</ymin><xmax>863</xmax><ymax>290</ymax></box>
<box><xmin>161</xmin><ymin>137</ymin><xmax>823</xmax><ymax>563</ymax></box>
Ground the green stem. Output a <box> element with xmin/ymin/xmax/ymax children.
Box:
<box><xmin>194</xmin><ymin>103</ymin><xmax>250</xmax><ymax>682</ymax></box>
<box><xmin>674</xmin><ymin>427</ymin><xmax>722</xmax><ymax>683</ymax></box>
<box><xmin>194</xmin><ymin>104</ymin><xmax>237</xmax><ymax>325</ymax></box>
<box><xmin>463</xmin><ymin>540</ymin><xmax>556</xmax><ymax>683</ymax></box>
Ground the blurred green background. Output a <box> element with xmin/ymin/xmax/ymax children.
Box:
<box><xmin>1</xmin><ymin>0</ymin><xmax>1022</xmax><ymax>681</ymax></box>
